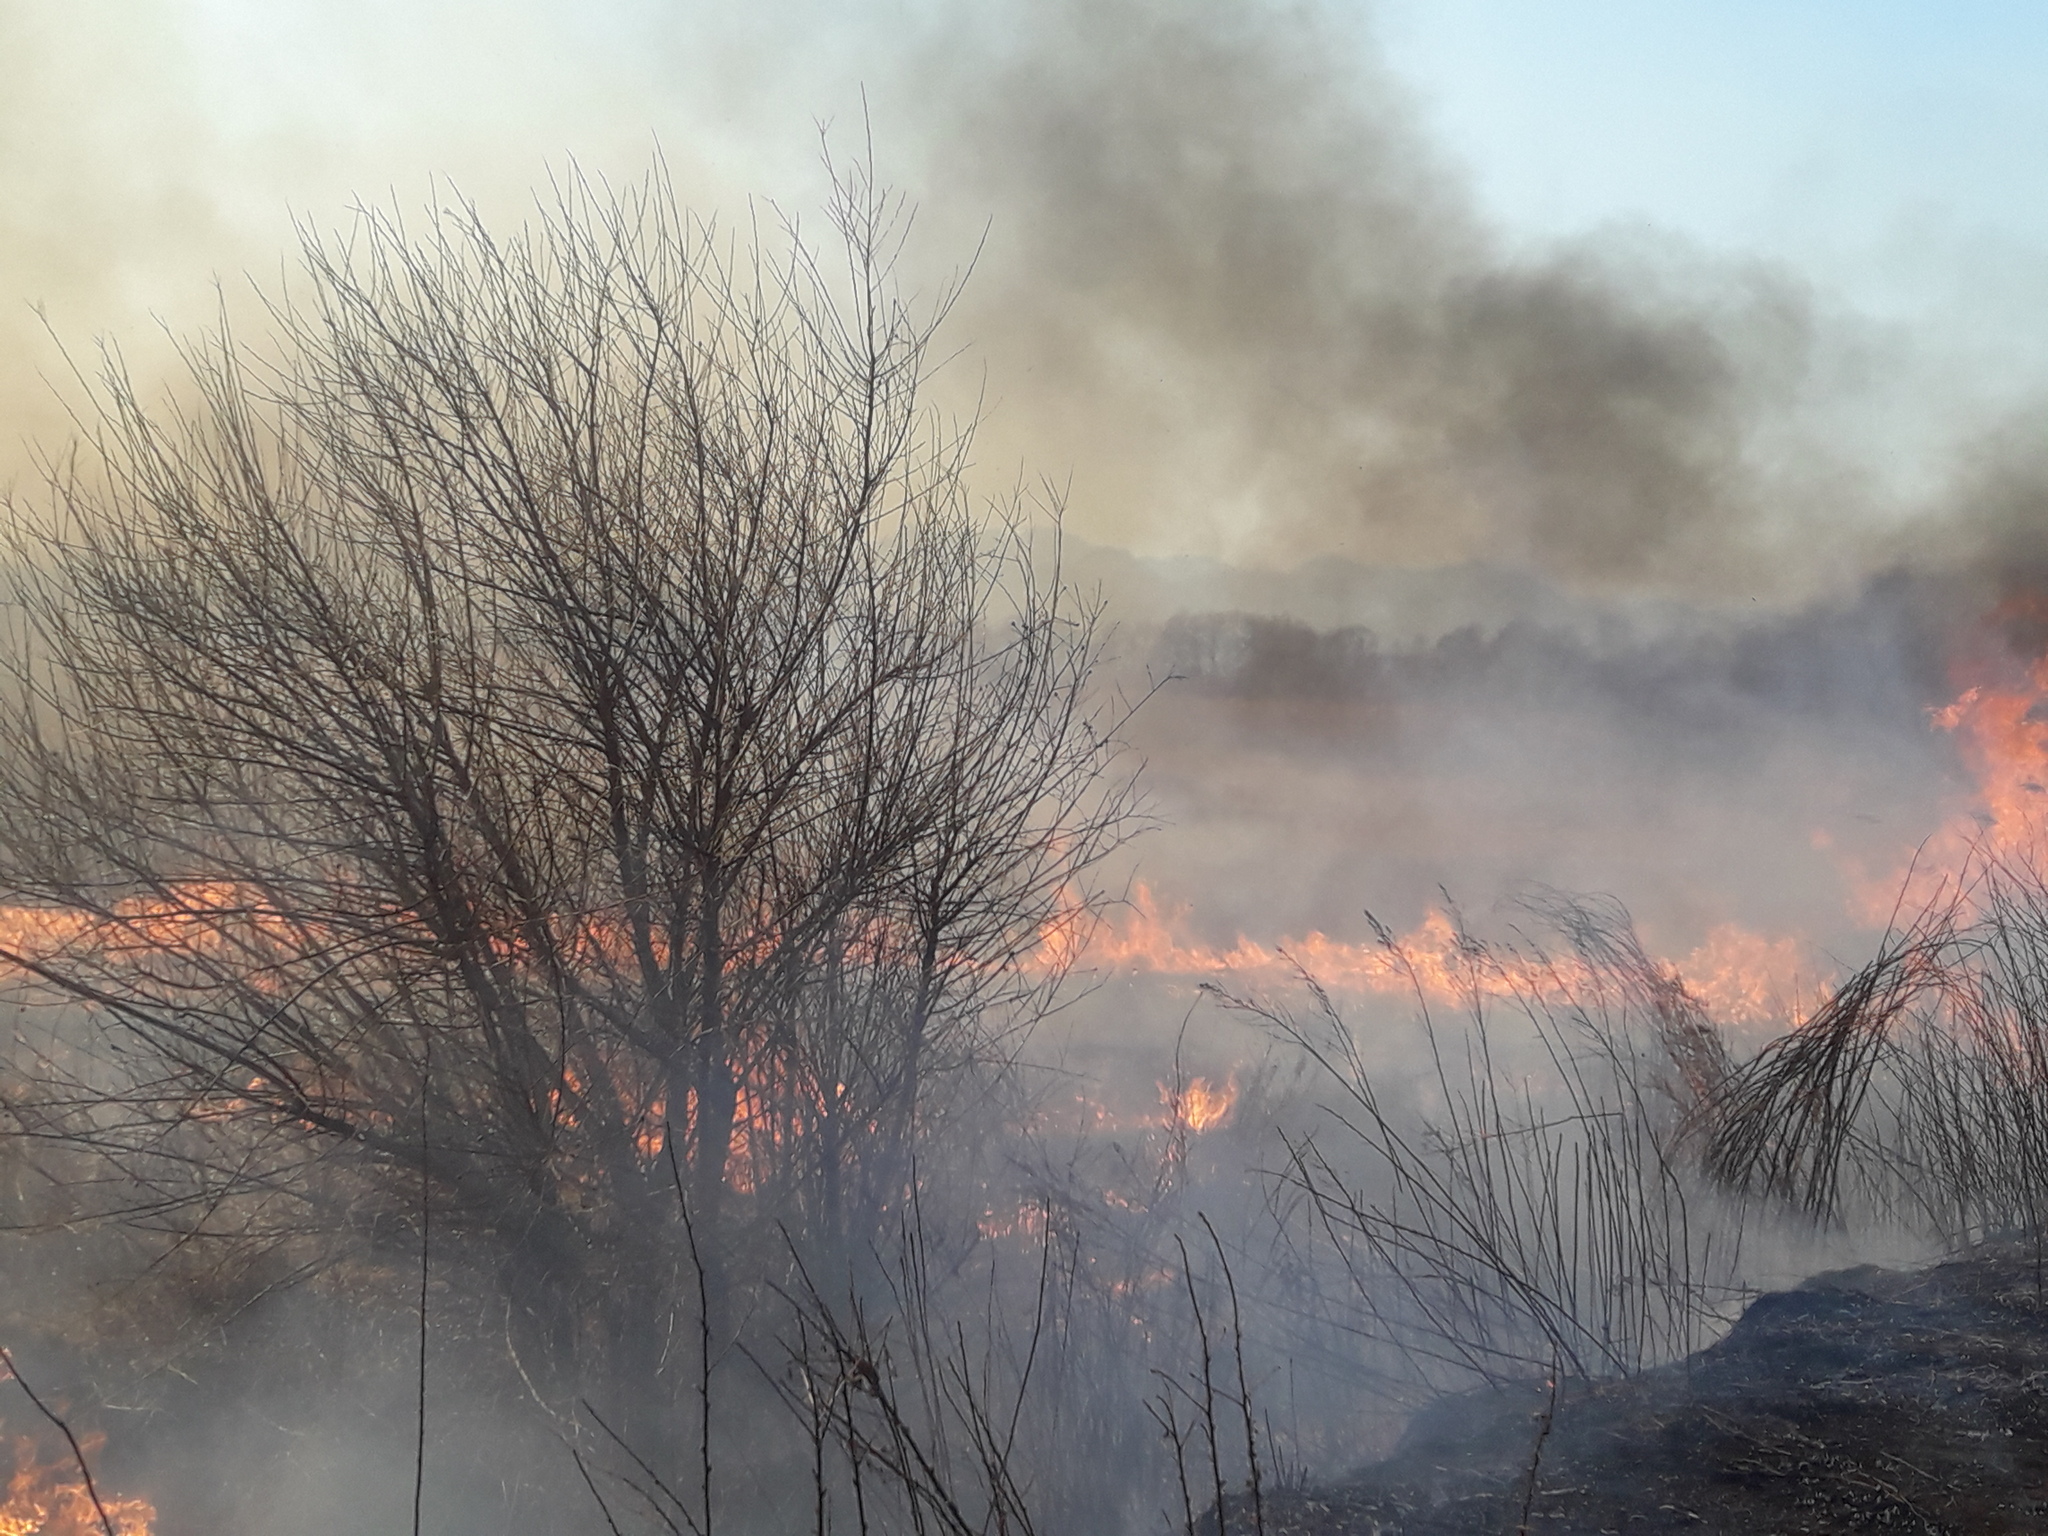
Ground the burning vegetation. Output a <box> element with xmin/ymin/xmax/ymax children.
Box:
<box><xmin>8</xmin><ymin>125</ymin><xmax>2048</xmax><ymax>1536</ymax></box>
<box><xmin>0</xmin><ymin>1434</ymin><xmax>152</xmax><ymax>1536</ymax></box>
<box><xmin>0</xmin><ymin>1353</ymin><xmax>152</xmax><ymax>1536</ymax></box>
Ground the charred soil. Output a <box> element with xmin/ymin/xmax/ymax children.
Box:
<box><xmin>1258</xmin><ymin>1245</ymin><xmax>2048</xmax><ymax>1535</ymax></box>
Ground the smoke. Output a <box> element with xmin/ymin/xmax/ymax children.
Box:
<box><xmin>9</xmin><ymin>4</ymin><xmax>2048</xmax><ymax>1532</ymax></box>
<box><xmin>0</xmin><ymin>0</ymin><xmax>739</xmax><ymax>490</ymax></box>
<box><xmin>2</xmin><ymin>0</ymin><xmax>2030</xmax><ymax>1156</ymax></box>
<box><xmin>3</xmin><ymin>0</ymin><xmax>2010</xmax><ymax>594</ymax></box>
<box><xmin>0</xmin><ymin>2</ymin><xmax>227</xmax><ymax>469</ymax></box>
<box><xmin>908</xmin><ymin>0</ymin><xmax>1871</xmax><ymax>591</ymax></box>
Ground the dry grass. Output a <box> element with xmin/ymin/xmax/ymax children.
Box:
<box><xmin>1215</xmin><ymin>895</ymin><xmax>1749</xmax><ymax>1395</ymax></box>
<box><xmin>1708</xmin><ymin>853</ymin><xmax>2048</xmax><ymax>1259</ymax></box>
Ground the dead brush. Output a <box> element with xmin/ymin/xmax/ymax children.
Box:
<box><xmin>1216</xmin><ymin>895</ymin><xmax>1750</xmax><ymax>1395</ymax></box>
<box><xmin>1708</xmin><ymin>854</ymin><xmax>2048</xmax><ymax>1264</ymax></box>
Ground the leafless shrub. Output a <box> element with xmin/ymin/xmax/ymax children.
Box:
<box><xmin>0</xmin><ymin>157</ymin><xmax>1144</xmax><ymax>1404</ymax></box>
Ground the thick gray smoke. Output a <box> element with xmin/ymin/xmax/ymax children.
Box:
<box><xmin>820</xmin><ymin>0</ymin><xmax>2048</xmax><ymax>981</ymax></box>
<box><xmin>911</xmin><ymin>0</ymin><xmax>1846</xmax><ymax>592</ymax></box>
<box><xmin>1</xmin><ymin>0</ymin><xmax>2027</xmax><ymax>598</ymax></box>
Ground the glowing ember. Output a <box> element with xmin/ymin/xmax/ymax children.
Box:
<box><xmin>0</xmin><ymin>1433</ymin><xmax>153</xmax><ymax>1536</ymax></box>
<box><xmin>976</xmin><ymin>1203</ymin><xmax>1050</xmax><ymax>1242</ymax></box>
<box><xmin>1159</xmin><ymin>1075</ymin><xmax>1236</xmax><ymax>1133</ymax></box>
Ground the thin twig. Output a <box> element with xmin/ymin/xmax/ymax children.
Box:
<box><xmin>1201</xmin><ymin>1214</ymin><xmax>1264</xmax><ymax>1536</ymax></box>
<box><xmin>1176</xmin><ymin>1235</ymin><xmax>1229</xmax><ymax>1536</ymax></box>
<box><xmin>1515</xmin><ymin>1353</ymin><xmax>1561</xmax><ymax>1536</ymax></box>
<box><xmin>667</xmin><ymin>1122</ymin><xmax>715</xmax><ymax>1536</ymax></box>
<box><xmin>573</xmin><ymin>1446</ymin><xmax>629</xmax><ymax>1536</ymax></box>
<box><xmin>0</xmin><ymin>1347</ymin><xmax>119</xmax><ymax>1536</ymax></box>
<box><xmin>414</xmin><ymin>1026</ymin><xmax>431</xmax><ymax>1536</ymax></box>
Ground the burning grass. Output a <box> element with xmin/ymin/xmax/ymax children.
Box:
<box><xmin>0</xmin><ymin>1434</ymin><xmax>152</xmax><ymax>1536</ymax></box>
<box><xmin>0</xmin><ymin>1353</ymin><xmax>151</xmax><ymax>1536</ymax></box>
<box><xmin>1709</xmin><ymin>850</ymin><xmax>2048</xmax><ymax>1249</ymax></box>
<box><xmin>1210</xmin><ymin>894</ymin><xmax>1753</xmax><ymax>1397</ymax></box>
<box><xmin>4</xmin><ymin>553</ymin><xmax>2046</xmax><ymax>1536</ymax></box>
<box><xmin>1076</xmin><ymin>880</ymin><xmax>1818</xmax><ymax>1035</ymax></box>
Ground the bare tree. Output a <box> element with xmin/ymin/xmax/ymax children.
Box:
<box><xmin>0</xmin><ymin>159</ymin><xmax>1142</xmax><ymax>1405</ymax></box>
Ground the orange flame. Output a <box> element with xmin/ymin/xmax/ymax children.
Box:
<box><xmin>1933</xmin><ymin>672</ymin><xmax>2048</xmax><ymax>844</ymax></box>
<box><xmin>1676</xmin><ymin>923</ymin><xmax>1814</xmax><ymax>1031</ymax></box>
<box><xmin>1159</xmin><ymin>1075</ymin><xmax>1236</xmax><ymax>1132</ymax></box>
<box><xmin>1930</xmin><ymin>662</ymin><xmax>2048</xmax><ymax>866</ymax></box>
<box><xmin>1077</xmin><ymin>886</ymin><xmax>1478</xmax><ymax>998</ymax></box>
<box><xmin>0</xmin><ymin>882</ymin><xmax>310</xmax><ymax>973</ymax></box>
<box><xmin>1059</xmin><ymin>883</ymin><xmax>1812</xmax><ymax>1029</ymax></box>
<box><xmin>1826</xmin><ymin>655</ymin><xmax>2048</xmax><ymax>927</ymax></box>
<box><xmin>0</xmin><ymin>1434</ymin><xmax>152</xmax><ymax>1536</ymax></box>
<box><xmin>0</xmin><ymin>886</ymin><xmax>868</xmax><ymax>1196</ymax></box>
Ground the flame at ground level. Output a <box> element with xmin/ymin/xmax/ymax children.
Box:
<box><xmin>1159</xmin><ymin>1075</ymin><xmax>1236</xmax><ymax>1132</ymax></box>
<box><xmin>1069</xmin><ymin>883</ymin><xmax>1815</xmax><ymax>1030</ymax></box>
<box><xmin>0</xmin><ymin>1432</ymin><xmax>152</xmax><ymax>1536</ymax></box>
<box><xmin>1677</xmin><ymin>924</ymin><xmax>1816</xmax><ymax>1035</ymax></box>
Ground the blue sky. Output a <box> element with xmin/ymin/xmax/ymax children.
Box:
<box><xmin>1374</xmin><ymin>2</ymin><xmax>2048</xmax><ymax>316</ymax></box>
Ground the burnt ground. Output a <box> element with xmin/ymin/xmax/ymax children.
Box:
<box><xmin>1253</xmin><ymin>1246</ymin><xmax>2048</xmax><ymax>1535</ymax></box>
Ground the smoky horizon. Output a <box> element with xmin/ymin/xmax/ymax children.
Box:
<box><xmin>6</xmin><ymin>5</ymin><xmax>2048</xmax><ymax>1535</ymax></box>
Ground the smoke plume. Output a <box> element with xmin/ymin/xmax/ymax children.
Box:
<box><xmin>909</xmin><ymin>0</ymin><xmax>1864</xmax><ymax>592</ymax></box>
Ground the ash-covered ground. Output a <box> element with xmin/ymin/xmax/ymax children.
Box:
<box><xmin>1261</xmin><ymin>1244</ymin><xmax>2048</xmax><ymax>1536</ymax></box>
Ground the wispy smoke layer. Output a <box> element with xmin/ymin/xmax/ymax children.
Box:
<box><xmin>7</xmin><ymin>0</ymin><xmax>2039</xmax><ymax>979</ymax></box>
<box><xmin>0</xmin><ymin>2</ymin><xmax>229</xmax><ymax>469</ymax></box>
<box><xmin>9</xmin><ymin>10</ymin><xmax>2048</xmax><ymax>1535</ymax></box>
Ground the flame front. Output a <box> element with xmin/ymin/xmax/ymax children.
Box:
<box><xmin>1081</xmin><ymin>886</ymin><xmax>1517</xmax><ymax>1000</ymax></box>
<box><xmin>0</xmin><ymin>1434</ymin><xmax>152</xmax><ymax>1536</ymax></box>
<box><xmin>1676</xmin><ymin>923</ymin><xmax>1813</xmax><ymax>1031</ymax></box>
<box><xmin>1933</xmin><ymin>667</ymin><xmax>2048</xmax><ymax>850</ymax></box>
<box><xmin>1040</xmin><ymin>616</ymin><xmax>2048</xmax><ymax>1025</ymax></box>
<box><xmin>1928</xmin><ymin>658</ymin><xmax>2048</xmax><ymax>873</ymax></box>
<box><xmin>1067</xmin><ymin>882</ymin><xmax>1812</xmax><ymax>1028</ymax></box>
